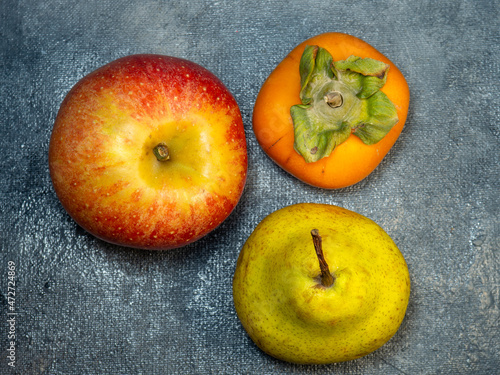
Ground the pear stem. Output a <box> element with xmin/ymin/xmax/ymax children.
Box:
<box><xmin>311</xmin><ymin>229</ymin><xmax>335</xmax><ymax>287</ymax></box>
<box><xmin>153</xmin><ymin>143</ymin><xmax>170</xmax><ymax>162</ymax></box>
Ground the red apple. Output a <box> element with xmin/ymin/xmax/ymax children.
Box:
<box><xmin>49</xmin><ymin>54</ymin><xmax>247</xmax><ymax>250</ymax></box>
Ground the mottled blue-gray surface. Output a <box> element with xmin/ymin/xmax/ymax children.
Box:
<box><xmin>1</xmin><ymin>0</ymin><xmax>499</xmax><ymax>374</ymax></box>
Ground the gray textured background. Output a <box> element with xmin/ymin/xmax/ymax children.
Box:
<box><xmin>1</xmin><ymin>0</ymin><xmax>499</xmax><ymax>374</ymax></box>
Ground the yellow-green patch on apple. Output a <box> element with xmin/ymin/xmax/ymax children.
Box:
<box><xmin>232</xmin><ymin>203</ymin><xmax>410</xmax><ymax>364</ymax></box>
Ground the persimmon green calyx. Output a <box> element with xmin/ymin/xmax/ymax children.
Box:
<box><xmin>153</xmin><ymin>143</ymin><xmax>170</xmax><ymax>162</ymax></box>
<box><xmin>291</xmin><ymin>45</ymin><xmax>399</xmax><ymax>163</ymax></box>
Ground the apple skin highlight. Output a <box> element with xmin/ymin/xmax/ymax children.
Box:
<box><xmin>49</xmin><ymin>55</ymin><xmax>247</xmax><ymax>250</ymax></box>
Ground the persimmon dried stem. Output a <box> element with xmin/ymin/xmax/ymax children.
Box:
<box><xmin>311</xmin><ymin>229</ymin><xmax>335</xmax><ymax>287</ymax></box>
<box><xmin>324</xmin><ymin>91</ymin><xmax>343</xmax><ymax>108</ymax></box>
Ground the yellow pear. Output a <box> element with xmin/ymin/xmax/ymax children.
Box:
<box><xmin>232</xmin><ymin>203</ymin><xmax>410</xmax><ymax>364</ymax></box>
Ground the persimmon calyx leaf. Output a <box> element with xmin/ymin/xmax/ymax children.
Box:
<box><xmin>291</xmin><ymin>45</ymin><xmax>399</xmax><ymax>163</ymax></box>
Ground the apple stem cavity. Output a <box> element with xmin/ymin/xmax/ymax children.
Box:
<box><xmin>153</xmin><ymin>143</ymin><xmax>170</xmax><ymax>162</ymax></box>
<box><xmin>311</xmin><ymin>229</ymin><xmax>335</xmax><ymax>288</ymax></box>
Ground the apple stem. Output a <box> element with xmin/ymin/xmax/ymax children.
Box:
<box><xmin>311</xmin><ymin>229</ymin><xmax>335</xmax><ymax>287</ymax></box>
<box><xmin>153</xmin><ymin>143</ymin><xmax>170</xmax><ymax>161</ymax></box>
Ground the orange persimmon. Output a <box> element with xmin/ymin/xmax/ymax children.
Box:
<box><xmin>253</xmin><ymin>33</ymin><xmax>410</xmax><ymax>189</ymax></box>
